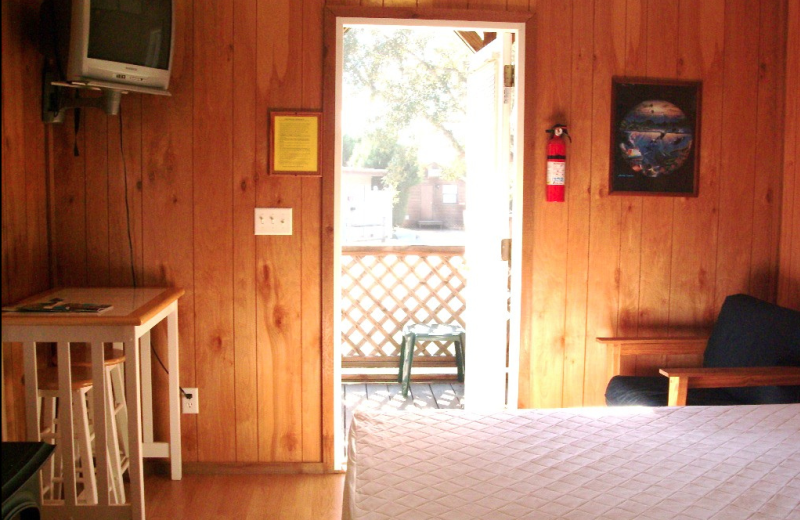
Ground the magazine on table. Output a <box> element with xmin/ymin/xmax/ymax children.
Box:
<box><xmin>2</xmin><ymin>298</ymin><xmax>113</xmax><ymax>314</ymax></box>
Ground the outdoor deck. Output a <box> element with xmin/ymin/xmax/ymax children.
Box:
<box><xmin>342</xmin><ymin>382</ymin><xmax>464</xmax><ymax>440</ymax></box>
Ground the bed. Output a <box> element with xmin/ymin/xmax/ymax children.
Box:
<box><xmin>343</xmin><ymin>404</ymin><xmax>800</xmax><ymax>520</ymax></box>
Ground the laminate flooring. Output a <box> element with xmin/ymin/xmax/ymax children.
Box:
<box><xmin>144</xmin><ymin>473</ymin><xmax>345</xmax><ymax>520</ymax></box>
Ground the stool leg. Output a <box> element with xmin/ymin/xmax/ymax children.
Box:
<box><xmin>86</xmin><ymin>387</ymin><xmax>96</xmax><ymax>450</ymax></box>
<box><xmin>105</xmin><ymin>365</ymin><xmax>126</xmax><ymax>504</ymax></box>
<box><xmin>44</xmin><ymin>392</ymin><xmax>64</xmax><ymax>502</ymax></box>
<box><xmin>398</xmin><ymin>335</ymin><xmax>407</xmax><ymax>384</ymax></box>
<box><xmin>73</xmin><ymin>387</ymin><xmax>98</xmax><ymax>505</ymax></box>
<box><xmin>454</xmin><ymin>341</ymin><xmax>463</xmax><ymax>383</ymax></box>
<box><xmin>39</xmin><ymin>394</ymin><xmax>59</xmax><ymax>501</ymax></box>
<box><xmin>110</xmin><ymin>362</ymin><xmax>130</xmax><ymax>469</ymax></box>
<box><xmin>402</xmin><ymin>333</ymin><xmax>416</xmax><ymax>398</ymax></box>
<box><xmin>457</xmin><ymin>332</ymin><xmax>466</xmax><ymax>383</ymax></box>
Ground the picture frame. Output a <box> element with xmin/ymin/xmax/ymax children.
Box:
<box><xmin>269</xmin><ymin>110</ymin><xmax>323</xmax><ymax>176</ymax></box>
<box><xmin>609</xmin><ymin>77</ymin><xmax>701</xmax><ymax>196</ymax></box>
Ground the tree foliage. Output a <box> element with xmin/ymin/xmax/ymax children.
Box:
<box><xmin>344</xmin><ymin>28</ymin><xmax>469</xmax><ymax>160</ymax></box>
<box><xmin>343</xmin><ymin>27</ymin><xmax>470</xmax><ymax>225</ymax></box>
<box><xmin>350</xmin><ymin>127</ymin><xmax>423</xmax><ymax>226</ymax></box>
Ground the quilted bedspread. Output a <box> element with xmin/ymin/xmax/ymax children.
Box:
<box><xmin>343</xmin><ymin>404</ymin><xmax>800</xmax><ymax>520</ymax></box>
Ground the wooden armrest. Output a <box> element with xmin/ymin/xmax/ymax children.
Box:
<box><xmin>598</xmin><ymin>337</ymin><xmax>708</xmax><ymax>378</ymax></box>
<box><xmin>659</xmin><ymin>367</ymin><xmax>800</xmax><ymax>406</ymax></box>
<box><xmin>597</xmin><ymin>337</ymin><xmax>708</xmax><ymax>356</ymax></box>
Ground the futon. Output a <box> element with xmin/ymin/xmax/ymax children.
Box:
<box><xmin>343</xmin><ymin>404</ymin><xmax>799</xmax><ymax>519</ymax></box>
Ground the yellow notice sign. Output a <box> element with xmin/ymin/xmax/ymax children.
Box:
<box><xmin>272</xmin><ymin>114</ymin><xmax>319</xmax><ymax>173</ymax></box>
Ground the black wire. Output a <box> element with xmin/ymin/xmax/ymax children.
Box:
<box><xmin>118</xmin><ymin>107</ymin><xmax>186</xmax><ymax>398</ymax></box>
<box><xmin>151</xmin><ymin>345</ymin><xmax>169</xmax><ymax>373</ymax></box>
<box><xmin>119</xmin><ymin>105</ymin><xmax>137</xmax><ymax>288</ymax></box>
<box><xmin>148</xmin><ymin>344</ymin><xmax>188</xmax><ymax>398</ymax></box>
<box><xmin>73</xmin><ymin>105</ymin><xmax>81</xmax><ymax>156</ymax></box>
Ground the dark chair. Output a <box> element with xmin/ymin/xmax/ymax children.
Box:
<box><xmin>599</xmin><ymin>294</ymin><xmax>800</xmax><ymax>407</ymax></box>
<box><xmin>2</xmin><ymin>442</ymin><xmax>55</xmax><ymax>520</ymax></box>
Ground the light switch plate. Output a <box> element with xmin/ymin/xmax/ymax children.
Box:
<box><xmin>255</xmin><ymin>208</ymin><xmax>292</xmax><ymax>235</ymax></box>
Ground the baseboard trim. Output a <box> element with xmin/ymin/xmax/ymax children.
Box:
<box><xmin>146</xmin><ymin>460</ymin><xmax>336</xmax><ymax>475</ymax></box>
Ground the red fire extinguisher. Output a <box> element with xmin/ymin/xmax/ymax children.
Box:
<box><xmin>546</xmin><ymin>124</ymin><xmax>570</xmax><ymax>202</ymax></box>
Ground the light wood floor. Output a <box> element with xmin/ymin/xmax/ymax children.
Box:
<box><xmin>142</xmin><ymin>383</ymin><xmax>464</xmax><ymax>519</ymax></box>
<box><xmin>145</xmin><ymin>473</ymin><xmax>345</xmax><ymax>520</ymax></box>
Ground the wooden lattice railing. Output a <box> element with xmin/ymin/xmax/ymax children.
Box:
<box><xmin>341</xmin><ymin>245</ymin><xmax>466</xmax><ymax>368</ymax></box>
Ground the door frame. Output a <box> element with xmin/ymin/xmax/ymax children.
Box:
<box><xmin>321</xmin><ymin>6</ymin><xmax>532</xmax><ymax>470</ymax></box>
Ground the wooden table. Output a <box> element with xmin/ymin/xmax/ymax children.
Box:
<box><xmin>1</xmin><ymin>287</ymin><xmax>184</xmax><ymax>520</ymax></box>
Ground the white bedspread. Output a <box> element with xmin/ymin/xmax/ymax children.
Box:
<box><xmin>343</xmin><ymin>404</ymin><xmax>800</xmax><ymax>520</ymax></box>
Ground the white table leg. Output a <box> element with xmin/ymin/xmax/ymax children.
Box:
<box><xmin>125</xmin><ymin>339</ymin><xmax>145</xmax><ymax>520</ymax></box>
<box><xmin>140</xmin><ymin>332</ymin><xmax>154</xmax><ymax>444</ymax></box>
<box><xmin>167</xmin><ymin>310</ymin><xmax>182</xmax><ymax>480</ymax></box>
<box><xmin>91</xmin><ymin>342</ymin><xmax>110</xmax><ymax>506</ymax></box>
<box><xmin>2</xmin><ymin>344</ymin><xmax>6</xmax><ymax>441</ymax></box>
<box><xmin>57</xmin><ymin>343</ymin><xmax>77</xmax><ymax>507</ymax></box>
<box><xmin>22</xmin><ymin>342</ymin><xmax>39</xmax><ymax>442</ymax></box>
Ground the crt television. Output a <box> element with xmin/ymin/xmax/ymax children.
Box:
<box><xmin>46</xmin><ymin>0</ymin><xmax>174</xmax><ymax>94</ymax></box>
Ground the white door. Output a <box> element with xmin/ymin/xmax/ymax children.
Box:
<box><xmin>463</xmin><ymin>34</ymin><xmax>514</xmax><ymax>410</ymax></box>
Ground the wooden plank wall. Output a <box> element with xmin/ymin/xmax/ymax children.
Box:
<box><xmin>5</xmin><ymin>0</ymin><xmax>325</xmax><ymax>463</ymax></box>
<box><xmin>1</xmin><ymin>0</ymin><xmax>795</xmax><ymax>459</ymax></box>
<box><xmin>1</xmin><ymin>0</ymin><xmax>51</xmax><ymax>441</ymax></box>
<box><xmin>779</xmin><ymin>0</ymin><xmax>800</xmax><ymax>311</ymax></box>
<box><xmin>523</xmin><ymin>0</ymin><xmax>788</xmax><ymax>408</ymax></box>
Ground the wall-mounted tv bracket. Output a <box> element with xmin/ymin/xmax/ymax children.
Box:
<box><xmin>42</xmin><ymin>70</ymin><xmax>124</xmax><ymax>123</ymax></box>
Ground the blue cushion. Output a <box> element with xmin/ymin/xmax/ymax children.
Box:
<box><xmin>703</xmin><ymin>294</ymin><xmax>800</xmax><ymax>404</ymax></box>
<box><xmin>605</xmin><ymin>376</ymin><xmax>741</xmax><ymax>407</ymax></box>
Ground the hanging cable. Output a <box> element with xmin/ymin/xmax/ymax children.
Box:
<box><xmin>118</xmin><ymin>105</ymin><xmax>184</xmax><ymax>397</ymax></box>
<box><xmin>119</xmin><ymin>105</ymin><xmax>137</xmax><ymax>288</ymax></box>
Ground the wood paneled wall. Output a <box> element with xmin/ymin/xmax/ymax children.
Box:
<box><xmin>1</xmin><ymin>0</ymin><xmax>51</xmax><ymax>441</ymax></box>
<box><xmin>520</xmin><ymin>0</ymin><xmax>788</xmax><ymax>408</ymax></box>
<box><xmin>1</xmin><ymin>0</ymin><xmax>796</xmax><ymax>461</ymax></box>
<box><xmin>45</xmin><ymin>0</ymin><xmax>325</xmax><ymax>464</ymax></box>
<box><xmin>779</xmin><ymin>0</ymin><xmax>800</xmax><ymax>310</ymax></box>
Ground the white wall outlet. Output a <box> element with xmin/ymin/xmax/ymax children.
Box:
<box><xmin>255</xmin><ymin>208</ymin><xmax>292</xmax><ymax>235</ymax></box>
<box><xmin>182</xmin><ymin>388</ymin><xmax>199</xmax><ymax>414</ymax></box>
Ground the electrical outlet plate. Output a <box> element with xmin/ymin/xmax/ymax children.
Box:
<box><xmin>254</xmin><ymin>208</ymin><xmax>292</xmax><ymax>235</ymax></box>
<box><xmin>182</xmin><ymin>388</ymin><xmax>199</xmax><ymax>414</ymax></box>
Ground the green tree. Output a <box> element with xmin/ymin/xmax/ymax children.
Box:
<box><xmin>342</xmin><ymin>134</ymin><xmax>358</xmax><ymax>166</ymax></box>
<box><xmin>384</xmin><ymin>142</ymin><xmax>423</xmax><ymax>226</ymax></box>
<box><xmin>343</xmin><ymin>27</ymin><xmax>470</xmax><ymax>226</ymax></box>
<box><xmin>344</xmin><ymin>28</ymin><xmax>468</xmax><ymax>164</ymax></box>
<box><xmin>350</xmin><ymin>128</ymin><xmax>422</xmax><ymax>226</ymax></box>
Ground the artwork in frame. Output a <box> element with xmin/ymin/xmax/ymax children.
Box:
<box><xmin>610</xmin><ymin>78</ymin><xmax>701</xmax><ymax>196</ymax></box>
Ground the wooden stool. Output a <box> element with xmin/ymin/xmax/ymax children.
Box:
<box><xmin>38</xmin><ymin>352</ymin><xmax>128</xmax><ymax>506</ymax></box>
<box><xmin>398</xmin><ymin>323</ymin><xmax>466</xmax><ymax>397</ymax></box>
<box><xmin>38</xmin><ymin>366</ymin><xmax>98</xmax><ymax>505</ymax></box>
<box><xmin>73</xmin><ymin>346</ymin><xmax>129</xmax><ymax>505</ymax></box>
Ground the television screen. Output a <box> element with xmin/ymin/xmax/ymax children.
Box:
<box><xmin>88</xmin><ymin>0</ymin><xmax>171</xmax><ymax>70</ymax></box>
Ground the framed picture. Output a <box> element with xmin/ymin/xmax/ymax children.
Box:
<box><xmin>610</xmin><ymin>78</ymin><xmax>701</xmax><ymax>196</ymax></box>
<box><xmin>269</xmin><ymin>110</ymin><xmax>322</xmax><ymax>176</ymax></box>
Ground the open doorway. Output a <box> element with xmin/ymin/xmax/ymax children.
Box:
<box><xmin>329</xmin><ymin>14</ymin><xmax>527</xmax><ymax>468</ymax></box>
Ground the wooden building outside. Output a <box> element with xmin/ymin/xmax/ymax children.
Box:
<box><xmin>404</xmin><ymin>165</ymin><xmax>467</xmax><ymax>230</ymax></box>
